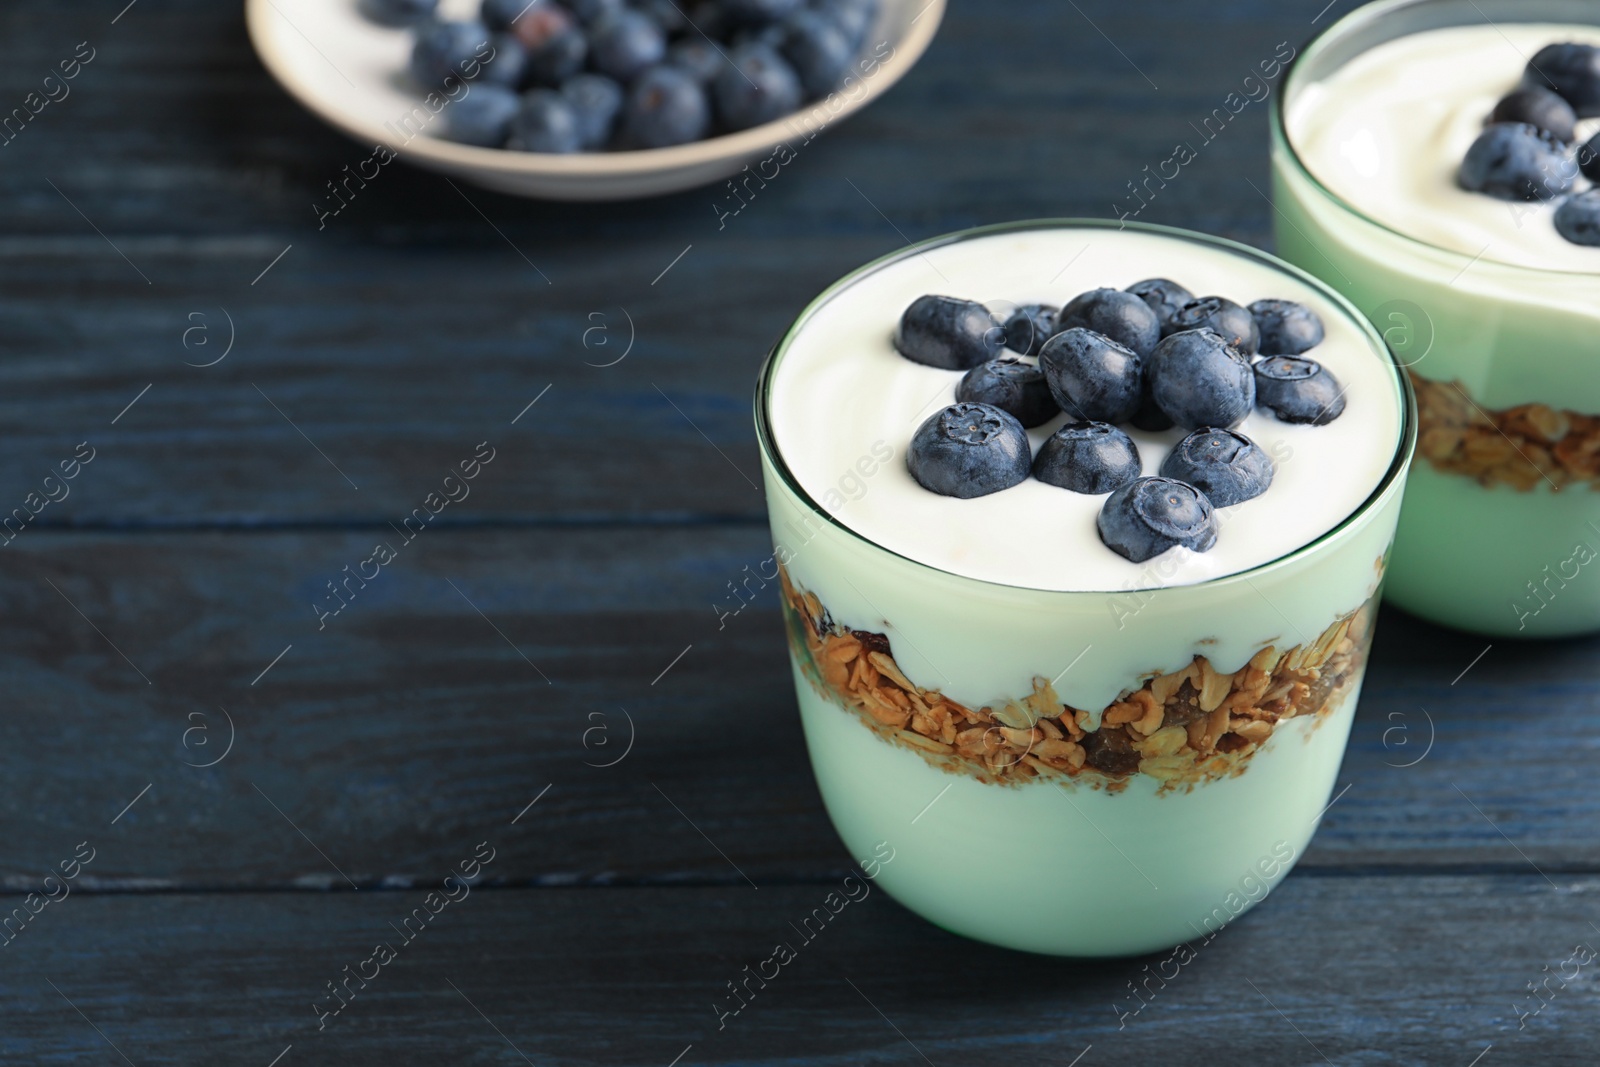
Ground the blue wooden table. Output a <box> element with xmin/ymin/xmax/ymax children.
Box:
<box><xmin>3</xmin><ymin>0</ymin><xmax>1597</xmax><ymax>1063</ymax></box>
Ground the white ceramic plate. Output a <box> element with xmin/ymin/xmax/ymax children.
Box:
<box><xmin>245</xmin><ymin>0</ymin><xmax>945</xmax><ymax>200</ymax></box>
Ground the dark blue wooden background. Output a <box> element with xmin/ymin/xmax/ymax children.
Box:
<box><xmin>2</xmin><ymin>0</ymin><xmax>1597</xmax><ymax>1063</ymax></box>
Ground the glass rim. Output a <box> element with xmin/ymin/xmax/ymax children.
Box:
<box><xmin>1270</xmin><ymin>0</ymin><xmax>1600</xmax><ymax>278</ymax></box>
<box><xmin>753</xmin><ymin>217</ymin><xmax>1419</xmax><ymax>597</ymax></box>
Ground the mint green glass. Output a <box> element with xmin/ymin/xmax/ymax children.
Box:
<box><xmin>1270</xmin><ymin>0</ymin><xmax>1600</xmax><ymax>637</ymax></box>
<box><xmin>755</xmin><ymin>220</ymin><xmax>1415</xmax><ymax>957</ymax></box>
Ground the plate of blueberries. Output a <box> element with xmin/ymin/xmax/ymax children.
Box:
<box><xmin>247</xmin><ymin>0</ymin><xmax>942</xmax><ymax>199</ymax></box>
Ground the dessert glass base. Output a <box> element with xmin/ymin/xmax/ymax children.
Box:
<box><xmin>756</xmin><ymin>220</ymin><xmax>1414</xmax><ymax>957</ymax></box>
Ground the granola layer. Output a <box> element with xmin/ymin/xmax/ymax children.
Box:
<box><xmin>780</xmin><ymin>565</ymin><xmax>1374</xmax><ymax>793</ymax></box>
<box><xmin>1412</xmin><ymin>371</ymin><xmax>1600</xmax><ymax>491</ymax></box>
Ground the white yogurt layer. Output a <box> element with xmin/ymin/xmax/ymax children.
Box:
<box><xmin>1288</xmin><ymin>23</ymin><xmax>1600</xmax><ymax>272</ymax></box>
<box><xmin>768</xmin><ymin>227</ymin><xmax>1401</xmax><ymax>593</ymax></box>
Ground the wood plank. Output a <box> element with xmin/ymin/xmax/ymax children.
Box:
<box><xmin>0</xmin><ymin>873</ymin><xmax>1587</xmax><ymax>1064</ymax></box>
<box><xmin>0</xmin><ymin>0</ymin><xmax>1347</xmax><ymax>523</ymax></box>
<box><xmin>0</xmin><ymin>528</ymin><xmax>1595</xmax><ymax>889</ymax></box>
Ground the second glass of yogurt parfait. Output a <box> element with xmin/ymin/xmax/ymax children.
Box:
<box><xmin>756</xmin><ymin>220</ymin><xmax>1414</xmax><ymax>957</ymax></box>
<box><xmin>1273</xmin><ymin>0</ymin><xmax>1600</xmax><ymax>637</ymax></box>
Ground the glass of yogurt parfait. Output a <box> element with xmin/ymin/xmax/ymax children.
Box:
<box><xmin>754</xmin><ymin>220</ymin><xmax>1414</xmax><ymax>957</ymax></box>
<box><xmin>1273</xmin><ymin>0</ymin><xmax>1600</xmax><ymax>637</ymax></box>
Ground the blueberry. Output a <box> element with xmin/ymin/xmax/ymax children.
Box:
<box><xmin>1491</xmin><ymin>86</ymin><xmax>1578</xmax><ymax>143</ymax></box>
<box><xmin>561</xmin><ymin>73</ymin><xmax>624</xmax><ymax>148</ymax></box>
<box><xmin>506</xmin><ymin>88</ymin><xmax>583</xmax><ymax>152</ymax></box>
<box><xmin>1001</xmin><ymin>304</ymin><xmax>1058</xmax><ymax>356</ymax></box>
<box><xmin>1097</xmin><ymin>477</ymin><xmax>1217</xmax><ymax>562</ymax></box>
<box><xmin>1159</xmin><ymin>429</ymin><xmax>1273</xmax><ymax>508</ymax></box>
<box><xmin>733</xmin><ymin>23</ymin><xmax>790</xmax><ymax>49</ymax></box>
<box><xmin>1459</xmin><ymin>123</ymin><xmax>1575</xmax><ymax>201</ymax></box>
<box><xmin>893</xmin><ymin>295</ymin><xmax>1003</xmax><ymax>370</ymax></box>
<box><xmin>1522</xmin><ymin>42</ymin><xmax>1600</xmax><ymax>117</ymax></box>
<box><xmin>685</xmin><ymin>2</ymin><xmax>733</xmax><ymax>38</ymax></box>
<box><xmin>1581</xmin><ymin>131</ymin><xmax>1600</xmax><ymax>182</ymax></box>
<box><xmin>1253</xmin><ymin>355</ymin><xmax>1346</xmax><ymax>425</ymax></box>
<box><xmin>715</xmin><ymin>43</ymin><xmax>803</xmax><ymax>130</ymax></box>
<box><xmin>479</xmin><ymin>34</ymin><xmax>529</xmax><ymax>89</ymax></box>
<box><xmin>1146</xmin><ymin>329</ymin><xmax>1255</xmax><ymax>430</ymax></box>
<box><xmin>906</xmin><ymin>403</ymin><xmax>1032</xmax><ymax>499</ymax></box>
<box><xmin>1167</xmin><ymin>296</ymin><xmax>1259</xmax><ymax>355</ymax></box>
<box><xmin>780</xmin><ymin>9</ymin><xmax>855</xmax><ymax>97</ymax></box>
<box><xmin>621</xmin><ymin>65</ymin><xmax>710</xmax><ymax>147</ymax></box>
<box><xmin>1059</xmin><ymin>287</ymin><xmax>1161</xmax><ymax>357</ymax></box>
<box><xmin>1248</xmin><ymin>299</ymin><xmax>1324</xmax><ymax>356</ymax></box>
<box><xmin>590</xmin><ymin>10</ymin><xmax>666</xmax><ymax>81</ymax></box>
<box><xmin>530</xmin><ymin>27</ymin><xmax>587</xmax><ymax>85</ymax></box>
<box><xmin>410</xmin><ymin>20</ymin><xmax>494</xmax><ymax>89</ymax></box>
<box><xmin>1038</xmin><ymin>328</ymin><xmax>1143</xmax><ymax>425</ymax></box>
<box><xmin>1033</xmin><ymin>422</ymin><xmax>1142</xmax><ymax>495</ymax></box>
<box><xmin>724</xmin><ymin>0</ymin><xmax>805</xmax><ymax>22</ymax></box>
<box><xmin>633</xmin><ymin>0</ymin><xmax>689</xmax><ymax>33</ymax></box>
<box><xmin>669</xmin><ymin>39</ymin><xmax>724</xmax><ymax>84</ymax></box>
<box><xmin>555</xmin><ymin>0</ymin><xmax>624</xmax><ymax>26</ymax></box>
<box><xmin>1555</xmin><ymin>190</ymin><xmax>1600</xmax><ymax>247</ymax></box>
<box><xmin>444</xmin><ymin>83</ymin><xmax>522</xmax><ymax>146</ymax></box>
<box><xmin>482</xmin><ymin>0</ymin><xmax>538</xmax><ymax>30</ymax></box>
<box><xmin>503</xmin><ymin>4</ymin><xmax>586</xmax><ymax>85</ymax></box>
<box><xmin>1129</xmin><ymin>377</ymin><xmax>1174</xmax><ymax>432</ymax></box>
<box><xmin>956</xmin><ymin>359</ymin><xmax>1059</xmax><ymax>428</ymax></box>
<box><xmin>1125</xmin><ymin>277</ymin><xmax>1194</xmax><ymax>333</ymax></box>
<box><xmin>810</xmin><ymin>0</ymin><xmax>877</xmax><ymax>47</ymax></box>
<box><xmin>359</xmin><ymin>0</ymin><xmax>437</xmax><ymax>26</ymax></box>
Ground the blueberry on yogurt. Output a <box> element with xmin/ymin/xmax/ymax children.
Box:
<box><xmin>1146</xmin><ymin>328</ymin><xmax>1255</xmax><ymax>429</ymax></box>
<box><xmin>1058</xmin><ymin>288</ymin><xmax>1162</xmax><ymax>357</ymax></box>
<box><xmin>1097</xmin><ymin>477</ymin><xmax>1218</xmax><ymax>562</ymax></box>
<box><xmin>1458</xmin><ymin>123</ymin><xmax>1575</xmax><ymax>201</ymax></box>
<box><xmin>1001</xmin><ymin>304</ymin><xmax>1058</xmax><ymax>356</ymax></box>
<box><xmin>1580</xmin><ymin>132</ymin><xmax>1600</xmax><ymax>182</ymax></box>
<box><xmin>1129</xmin><ymin>376</ymin><xmax>1174</xmax><ymax>432</ymax></box>
<box><xmin>894</xmin><ymin>296</ymin><xmax>1004</xmax><ymax>370</ymax></box>
<box><xmin>1159</xmin><ymin>428</ymin><xmax>1274</xmax><ymax>508</ymax></box>
<box><xmin>1248</xmin><ymin>299</ymin><xmax>1325</xmax><ymax>356</ymax></box>
<box><xmin>1125</xmin><ymin>277</ymin><xmax>1195</xmax><ymax>333</ymax></box>
<box><xmin>906</xmin><ymin>403</ymin><xmax>1032</xmax><ymax>499</ymax></box>
<box><xmin>1038</xmin><ymin>328</ymin><xmax>1144</xmax><ymax>424</ymax></box>
<box><xmin>1522</xmin><ymin>42</ymin><xmax>1600</xmax><ymax>117</ymax></box>
<box><xmin>956</xmin><ymin>359</ymin><xmax>1059</xmax><ymax>428</ymax></box>
<box><xmin>1167</xmin><ymin>296</ymin><xmax>1260</xmax><ymax>355</ymax></box>
<box><xmin>1555</xmin><ymin>190</ymin><xmax>1600</xmax><ymax>247</ymax></box>
<box><xmin>1254</xmin><ymin>355</ymin><xmax>1347</xmax><ymax>425</ymax></box>
<box><xmin>1490</xmin><ymin>86</ymin><xmax>1578</xmax><ymax>143</ymax></box>
<box><xmin>1033</xmin><ymin>422</ymin><xmax>1142</xmax><ymax>495</ymax></box>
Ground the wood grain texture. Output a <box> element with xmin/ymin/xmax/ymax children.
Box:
<box><xmin>0</xmin><ymin>530</ymin><xmax>1594</xmax><ymax>889</ymax></box>
<box><xmin>1</xmin><ymin>874</ymin><xmax>1592</xmax><ymax>1065</ymax></box>
<box><xmin>0</xmin><ymin>0</ymin><xmax>1370</xmax><ymax>524</ymax></box>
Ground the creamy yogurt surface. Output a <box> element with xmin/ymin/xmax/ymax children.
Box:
<box><xmin>1288</xmin><ymin>23</ymin><xmax>1600</xmax><ymax>271</ymax></box>
<box><xmin>768</xmin><ymin>227</ymin><xmax>1402</xmax><ymax>593</ymax></box>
